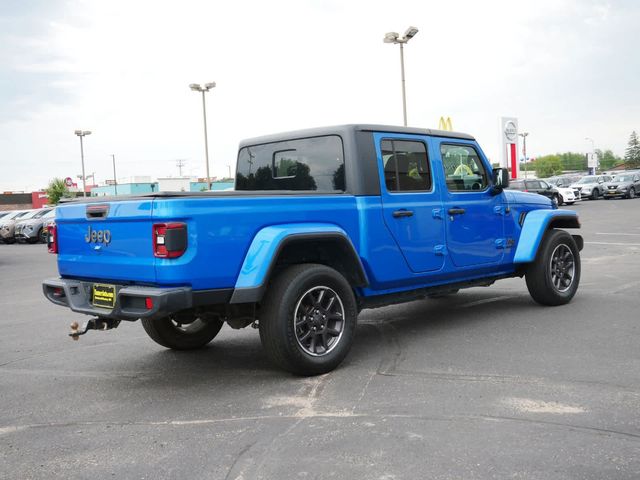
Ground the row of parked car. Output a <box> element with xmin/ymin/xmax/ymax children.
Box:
<box><xmin>0</xmin><ymin>207</ymin><xmax>56</xmax><ymax>244</ymax></box>
<box><xmin>508</xmin><ymin>170</ymin><xmax>640</xmax><ymax>206</ymax></box>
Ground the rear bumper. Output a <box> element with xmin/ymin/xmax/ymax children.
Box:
<box><xmin>42</xmin><ymin>278</ymin><xmax>233</xmax><ymax>320</ymax></box>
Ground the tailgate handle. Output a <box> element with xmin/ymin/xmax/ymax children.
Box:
<box><xmin>86</xmin><ymin>204</ymin><xmax>109</xmax><ymax>219</ymax></box>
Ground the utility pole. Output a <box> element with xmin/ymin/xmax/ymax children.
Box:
<box><xmin>176</xmin><ymin>159</ymin><xmax>187</xmax><ymax>177</ymax></box>
<box><xmin>111</xmin><ymin>154</ymin><xmax>118</xmax><ymax>196</ymax></box>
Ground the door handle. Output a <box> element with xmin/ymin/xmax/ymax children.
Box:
<box><xmin>447</xmin><ymin>208</ymin><xmax>466</xmax><ymax>215</ymax></box>
<box><xmin>392</xmin><ymin>209</ymin><xmax>414</xmax><ymax>218</ymax></box>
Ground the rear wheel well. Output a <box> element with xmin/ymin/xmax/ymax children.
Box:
<box><xmin>271</xmin><ymin>236</ymin><xmax>367</xmax><ymax>289</ymax></box>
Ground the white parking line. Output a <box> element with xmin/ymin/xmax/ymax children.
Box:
<box><xmin>595</xmin><ymin>232</ymin><xmax>640</xmax><ymax>236</ymax></box>
<box><xmin>585</xmin><ymin>241</ymin><xmax>640</xmax><ymax>246</ymax></box>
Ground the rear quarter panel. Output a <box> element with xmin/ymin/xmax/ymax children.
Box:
<box><xmin>152</xmin><ymin>195</ymin><xmax>361</xmax><ymax>290</ymax></box>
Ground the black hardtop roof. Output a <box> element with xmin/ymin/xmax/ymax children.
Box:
<box><xmin>239</xmin><ymin>124</ymin><xmax>474</xmax><ymax>147</ymax></box>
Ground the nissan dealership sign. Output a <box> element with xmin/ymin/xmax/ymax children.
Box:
<box><xmin>500</xmin><ymin>117</ymin><xmax>519</xmax><ymax>179</ymax></box>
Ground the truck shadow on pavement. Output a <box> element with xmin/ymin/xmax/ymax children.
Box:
<box><xmin>125</xmin><ymin>289</ymin><xmax>539</xmax><ymax>386</ymax></box>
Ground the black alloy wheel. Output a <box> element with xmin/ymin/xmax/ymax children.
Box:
<box><xmin>294</xmin><ymin>286</ymin><xmax>345</xmax><ymax>357</ymax></box>
<box><xmin>525</xmin><ymin>229</ymin><xmax>581</xmax><ymax>306</ymax></box>
<box><xmin>259</xmin><ymin>263</ymin><xmax>358</xmax><ymax>375</ymax></box>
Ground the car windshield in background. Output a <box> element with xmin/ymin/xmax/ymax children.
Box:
<box><xmin>42</xmin><ymin>209</ymin><xmax>56</xmax><ymax>219</ymax></box>
<box><xmin>613</xmin><ymin>175</ymin><xmax>633</xmax><ymax>182</ymax></box>
<box><xmin>18</xmin><ymin>211</ymin><xmax>38</xmax><ymax>220</ymax></box>
<box><xmin>577</xmin><ymin>176</ymin><xmax>596</xmax><ymax>184</ymax></box>
<box><xmin>32</xmin><ymin>209</ymin><xmax>52</xmax><ymax>219</ymax></box>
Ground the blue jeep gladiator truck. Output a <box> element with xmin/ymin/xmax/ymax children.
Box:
<box><xmin>43</xmin><ymin>124</ymin><xmax>583</xmax><ymax>375</ymax></box>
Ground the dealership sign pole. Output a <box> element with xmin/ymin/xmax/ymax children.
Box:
<box><xmin>501</xmin><ymin>117</ymin><xmax>519</xmax><ymax>179</ymax></box>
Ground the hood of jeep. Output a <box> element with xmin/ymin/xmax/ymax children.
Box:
<box><xmin>504</xmin><ymin>190</ymin><xmax>552</xmax><ymax>207</ymax></box>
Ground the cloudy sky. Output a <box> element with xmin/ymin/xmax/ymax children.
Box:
<box><xmin>1</xmin><ymin>0</ymin><xmax>638</xmax><ymax>191</ymax></box>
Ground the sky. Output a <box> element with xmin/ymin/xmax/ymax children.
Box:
<box><xmin>0</xmin><ymin>0</ymin><xmax>638</xmax><ymax>192</ymax></box>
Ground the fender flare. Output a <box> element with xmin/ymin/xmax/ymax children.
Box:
<box><xmin>230</xmin><ymin>223</ymin><xmax>367</xmax><ymax>304</ymax></box>
<box><xmin>513</xmin><ymin>210</ymin><xmax>581</xmax><ymax>263</ymax></box>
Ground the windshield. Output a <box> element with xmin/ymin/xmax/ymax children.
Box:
<box><xmin>42</xmin><ymin>209</ymin><xmax>56</xmax><ymax>219</ymax></box>
<box><xmin>10</xmin><ymin>211</ymin><xmax>28</xmax><ymax>220</ymax></box>
<box><xmin>613</xmin><ymin>175</ymin><xmax>632</xmax><ymax>182</ymax></box>
<box><xmin>32</xmin><ymin>209</ymin><xmax>52</xmax><ymax>219</ymax></box>
<box><xmin>17</xmin><ymin>210</ymin><xmax>39</xmax><ymax>220</ymax></box>
<box><xmin>577</xmin><ymin>176</ymin><xmax>596</xmax><ymax>184</ymax></box>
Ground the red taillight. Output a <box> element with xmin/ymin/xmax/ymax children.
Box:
<box><xmin>145</xmin><ymin>297</ymin><xmax>153</xmax><ymax>309</ymax></box>
<box><xmin>47</xmin><ymin>224</ymin><xmax>58</xmax><ymax>254</ymax></box>
<box><xmin>153</xmin><ymin>222</ymin><xmax>187</xmax><ymax>258</ymax></box>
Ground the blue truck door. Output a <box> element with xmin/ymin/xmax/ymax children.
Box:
<box><xmin>436</xmin><ymin>140</ymin><xmax>505</xmax><ymax>267</ymax></box>
<box><xmin>374</xmin><ymin>134</ymin><xmax>446</xmax><ymax>273</ymax></box>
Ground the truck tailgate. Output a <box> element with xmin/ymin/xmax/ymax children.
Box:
<box><xmin>56</xmin><ymin>200</ymin><xmax>157</xmax><ymax>284</ymax></box>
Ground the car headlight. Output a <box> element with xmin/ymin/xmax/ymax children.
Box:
<box><xmin>25</xmin><ymin>225</ymin><xmax>33</xmax><ymax>231</ymax></box>
<box><xmin>619</xmin><ymin>186</ymin><xmax>627</xmax><ymax>191</ymax></box>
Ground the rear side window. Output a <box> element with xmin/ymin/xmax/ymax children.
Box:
<box><xmin>380</xmin><ymin>140</ymin><xmax>431</xmax><ymax>192</ymax></box>
<box><xmin>441</xmin><ymin>144</ymin><xmax>489</xmax><ymax>192</ymax></box>
<box><xmin>235</xmin><ymin>135</ymin><xmax>345</xmax><ymax>192</ymax></box>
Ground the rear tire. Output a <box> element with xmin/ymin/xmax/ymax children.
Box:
<box><xmin>525</xmin><ymin>229</ymin><xmax>580</xmax><ymax>306</ymax></box>
<box><xmin>259</xmin><ymin>263</ymin><xmax>357</xmax><ymax>376</ymax></box>
<box><xmin>141</xmin><ymin>313</ymin><xmax>224</xmax><ymax>350</ymax></box>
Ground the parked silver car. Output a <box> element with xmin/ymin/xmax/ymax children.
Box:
<box><xmin>15</xmin><ymin>208</ymin><xmax>55</xmax><ymax>243</ymax></box>
<box><xmin>603</xmin><ymin>173</ymin><xmax>640</xmax><ymax>199</ymax></box>
<box><xmin>0</xmin><ymin>210</ymin><xmax>33</xmax><ymax>244</ymax></box>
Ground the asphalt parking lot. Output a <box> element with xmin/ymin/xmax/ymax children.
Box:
<box><xmin>1</xmin><ymin>199</ymin><xmax>639</xmax><ymax>479</ymax></box>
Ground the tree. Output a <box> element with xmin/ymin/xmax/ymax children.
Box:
<box><xmin>45</xmin><ymin>178</ymin><xmax>69</xmax><ymax>205</ymax></box>
<box><xmin>533</xmin><ymin>154</ymin><xmax>563</xmax><ymax>178</ymax></box>
<box><xmin>557</xmin><ymin>152</ymin><xmax>586</xmax><ymax>171</ymax></box>
<box><xmin>624</xmin><ymin>131</ymin><xmax>640</xmax><ymax>168</ymax></box>
<box><xmin>595</xmin><ymin>149</ymin><xmax>623</xmax><ymax>170</ymax></box>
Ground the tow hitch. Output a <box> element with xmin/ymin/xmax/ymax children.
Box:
<box><xmin>69</xmin><ymin>318</ymin><xmax>121</xmax><ymax>340</ymax></box>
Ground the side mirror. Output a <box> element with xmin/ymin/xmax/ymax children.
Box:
<box><xmin>491</xmin><ymin>168</ymin><xmax>509</xmax><ymax>195</ymax></box>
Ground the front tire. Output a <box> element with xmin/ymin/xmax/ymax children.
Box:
<box><xmin>259</xmin><ymin>264</ymin><xmax>357</xmax><ymax>375</ymax></box>
<box><xmin>141</xmin><ymin>312</ymin><xmax>224</xmax><ymax>350</ymax></box>
<box><xmin>525</xmin><ymin>229</ymin><xmax>580</xmax><ymax>306</ymax></box>
<box><xmin>591</xmin><ymin>189</ymin><xmax>599</xmax><ymax>200</ymax></box>
<box><xmin>628</xmin><ymin>187</ymin><xmax>635</xmax><ymax>199</ymax></box>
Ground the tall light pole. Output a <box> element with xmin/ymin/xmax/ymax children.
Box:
<box><xmin>585</xmin><ymin>137</ymin><xmax>595</xmax><ymax>174</ymax></box>
<box><xmin>74</xmin><ymin>130</ymin><xmax>91</xmax><ymax>197</ymax></box>
<box><xmin>383</xmin><ymin>26</ymin><xmax>419</xmax><ymax>127</ymax></box>
<box><xmin>189</xmin><ymin>82</ymin><xmax>216</xmax><ymax>189</ymax></box>
<box><xmin>519</xmin><ymin>132</ymin><xmax>529</xmax><ymax>179</ymax></box>
<box><xmin>111</xmin><ymin>154</ymin><xmax>118</xmax><ymax>196</ymax></box>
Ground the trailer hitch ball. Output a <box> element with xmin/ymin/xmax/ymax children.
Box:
<box><xmin>70</xmin><ymin>321</ymin><xmax>81</xmax><ymax>341</ymax></box>
<box><xmin>68</xmin><ymin>318</ymin><xmax>121</xmax><ymax>340</ymax></box>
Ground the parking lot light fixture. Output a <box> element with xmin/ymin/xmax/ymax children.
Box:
<box><xmin>383</xmin><ymin>27</ymin><xmax>419</xmax><ymax>127</ymax></box>
<box><xmin>74</xmin><ymin>130</ymin><xmax>92</xmax><ymax>197</ymax></box>
<box><xmin>190</xmin><ymin>82</ymin><xmax>216</xmax><ymax>189</ymax></box>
